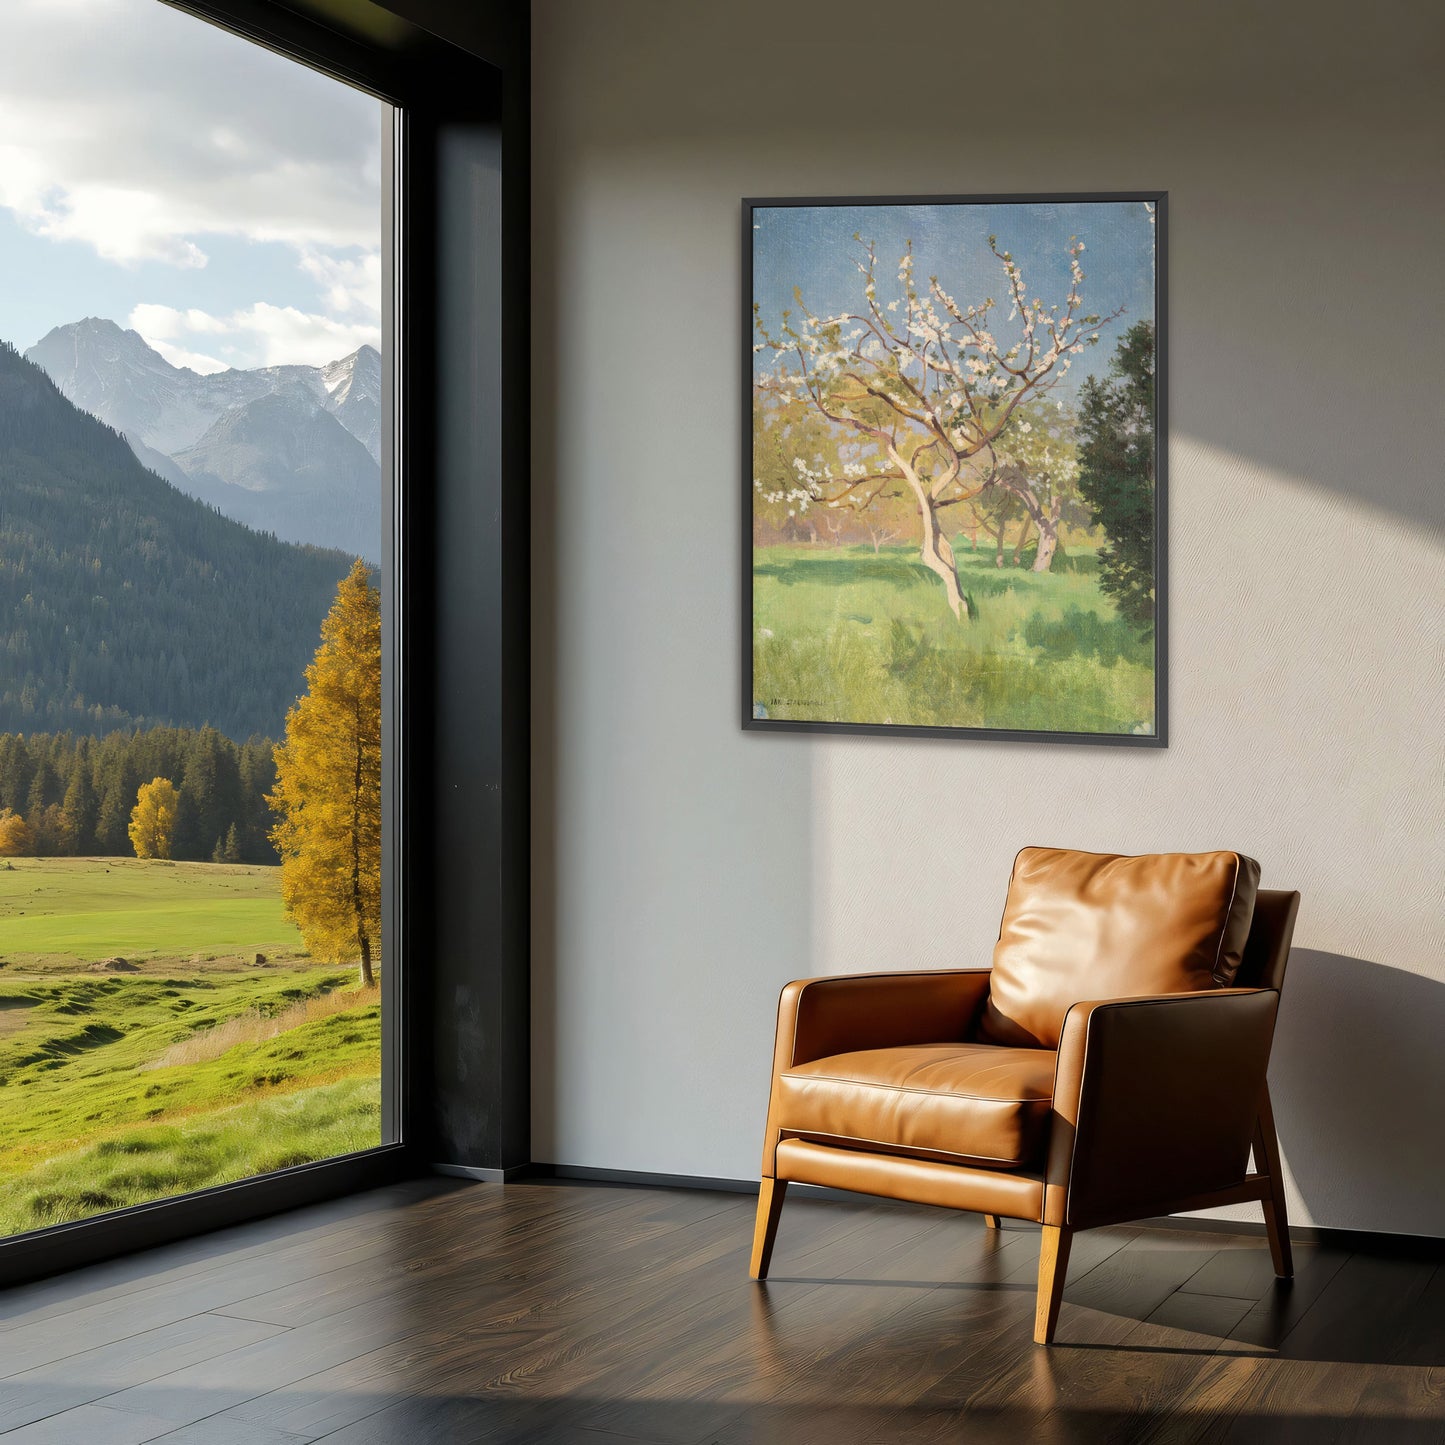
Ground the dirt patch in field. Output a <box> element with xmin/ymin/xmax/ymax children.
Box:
<box><xmin>0</xmin><ymin>998</ymin><xmax>37</xmax><ymax>1037</ymax></box>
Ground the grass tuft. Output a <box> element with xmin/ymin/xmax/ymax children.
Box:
<box><xmin>142</xmin><ymin>984</ymin><xmax>380</xmax><ymax>1071</ymax></box>
<box><xmin>1</xmin><ymin>1077</ymin><xmax>381</xmax><ymax>1234</ymax></box>
<box><xmin>0</xmin><ymin>859</ymin><xmax>382</xmax><ymax>1236</ymax></box>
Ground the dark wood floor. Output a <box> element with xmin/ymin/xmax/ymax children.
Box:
<box><xmin>1</xmin><ymin>1178</ymin><xmax>1441</xmax><ymax>1444</ymax></box>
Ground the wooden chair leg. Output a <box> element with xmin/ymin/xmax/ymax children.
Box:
<box><xmin>1034</xmin><ymin>1225</ymin><xmax>1072</xmax><ymax>1345</ymax></box>
<box><xmin>750</xmin><ymin>1177</ymin><xmax>788</xmax><ymax>1280</ymax></box>
<box><xmin>1254</xmin><ymin>1083</ymin><xmax>1293</xmax><ymax>1279</ymax></box>
<box><xmin>982</xmin><ymin>1214</ymin><xmax>1001</xmax><ymax>1230</ymax></box>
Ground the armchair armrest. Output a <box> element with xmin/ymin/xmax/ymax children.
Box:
<box><xmin>761</xmin><ymin>970</ymin><xmax>991</xmax><ymax>1177</ymax></box>
<box><xmin>772</xmin><ymin>970</ymin><xmax>993</xmax><ymax>1073</ymax></box>
<box><xmin>1044</xmin><ymin>988</ymin><xmax>1280</xmax><ymax>1227</ymax></box>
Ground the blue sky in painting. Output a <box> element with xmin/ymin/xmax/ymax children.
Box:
<box><xmin>752</xmin><ymin>199</ymin><xmax>1156</xmax><ymax>398</ymax></box>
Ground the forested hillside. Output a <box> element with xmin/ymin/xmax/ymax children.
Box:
<box><xmin>0</xmin><ymin>342</ymin><xmax>354</xmax><ymax>738</ymax></box>
<box><xmin>0</xmin><ymin>726</ymin><xmax>277</xmax><ymax>863</ymax></box>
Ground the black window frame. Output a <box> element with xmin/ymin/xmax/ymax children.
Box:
<box><xmin>0</xmin><ymin>0</ymin><xmax>531</xmax><ymax>1287</ymax></box>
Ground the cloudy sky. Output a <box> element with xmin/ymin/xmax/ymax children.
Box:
<box><xmin>0</xmin><ymin>0</ymin><xmax>385</xmax><ymax>372</ymax></box>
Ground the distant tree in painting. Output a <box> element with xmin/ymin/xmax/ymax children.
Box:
<box><xmin>976</xmin><ymin>399</ymin><xmax>1081</xmax><ymax>574</ymax></box>
<box><xmin>753</xmin><ymin>235</ymin><xmax>1121</xmax><ymax>618</ymax></box>
<box><xmin>751</xmin><ymin>391</ymin><xmax>915</xmax><ymax>549</ymax></box>
<box><xmin>1077</xmin><ymin>321</ymin><xmax>1157</xmax><ymax>632</ymax></box>
<box><xmin>128</xmin><ymin>777</ymin><xmax>179</xmax><ymax>859</ymax></box>
<box><xmin>268</xmin><ymin>560</ymin><xmax>381</xmax><ymax>988</ymax></box>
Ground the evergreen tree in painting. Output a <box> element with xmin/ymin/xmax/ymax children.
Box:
<box><xmin>1077</xmin><ymin>322</ymin><xmax>1157</xmax><ymax>634</ymax></box>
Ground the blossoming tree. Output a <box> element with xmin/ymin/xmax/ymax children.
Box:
<box><xmin>753</xmin><ymin>234</ymin><xmax>1120</xmax><ymax>617</ymax></box>
<box><xmin>977</xmin><ymin>399</ymin><xmax>1082</xmax><ymax>574</ymax></box>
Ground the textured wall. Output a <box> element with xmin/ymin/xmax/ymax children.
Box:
<box><xmin>531</xmin><ymin>0</ymin><xmax>1445</xmax><ymax>1233</ymax></box>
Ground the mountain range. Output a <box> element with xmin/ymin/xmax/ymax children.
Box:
<box><xmin>0</xmin><ymin>341</ymin><xmax>355</xmax><ymax>739</ymax></box>
<box><xmin>26</xmin><ymin>319</ymin><xmax>381</xmax><ymax>561</ymax></box>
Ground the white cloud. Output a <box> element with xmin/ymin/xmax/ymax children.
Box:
<box><xmin>0</xmin><ymin>0</ymin><xmax>386</xmax><ymax>369</ymax></box>
<box><xmin>128</xmin><ymin>303</ymin><xmax>231</xmax><ymax>372</ymax></box>
<box><xmin>0</xmin><ymin>0</ymin><xmax>382</xmax><ymax>267</ymax></box>
<box><xmin>130</xmin><ymin>301</ymin><xmax>380</xmax><ymax>372</ymax></box>
<box><xmin>297</xmin><ymin>249</ymin><xmax>383</xmax><ymax>319</ymax></box>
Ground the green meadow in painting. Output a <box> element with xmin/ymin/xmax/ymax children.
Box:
<box><xmin>748</xmin><ymin>196</ymin><xmax>1161</xmax><ymax>741</ymax></box>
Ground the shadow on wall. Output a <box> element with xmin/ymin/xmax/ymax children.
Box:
<box><xmin>1272</xmin><ymin>950</ymin><xmax>1445</xmax><ymax>1239</ymax></box>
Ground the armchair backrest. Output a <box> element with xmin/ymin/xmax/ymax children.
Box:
<box><xmin>1233</xmin><ymin>889</ymin><xmax>1300</xmax><ymax>994</ymax></box>
<box><xmin>977</xmin><ymin>846</ymin><xmax>1264</xmax><ymax>1050</ymax></box>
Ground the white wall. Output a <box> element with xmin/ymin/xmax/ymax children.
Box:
<box><xmin>531</xmin><ymin>0</ymin><xmax>1445</xmax><ymax>1235</ymax></box>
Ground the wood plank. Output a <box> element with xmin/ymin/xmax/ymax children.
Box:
<box><xmin>0</xmin><ymin>1181</ymin><xmax>452</xmax><ymax>1331</ymax></box>
<box><xmin>148</xmin><ymin>1418</ymin><xmax>316</xmax><ymax>1444</ymax></box>
<box><xmin>1177</xmin><ymin>1237</ymin><xmax>1322</xmax><ymax>1304</ymax></box>
<box><xmin>1219</xmin><ymin>1239</ymin><xmax>1348</xmax><ymax>1355</ymax></box>
<box><xmin>936</xmin><ymin>1228</ymin><xmax>1237</xmax><ymax>1444</ymax></box>
<box><xmin>1157</xmin><ymin>1254</ymin><xmax>1445</xmax><ymax>1445</ymax></box>
<box><xmin>0</xmin><ymin>1179</ymin><xmax>1440</xmax><ymax>1445</ymax></box>
<box><xmin>0</xmin><ymin>1404</ymin><xmax>181</xmax><ymax>1445</ymax></box>
<box><xmin>1272</xmin><ymin>1253</ymin><xmax>1433</xmax><ymax>1363</ymax></box>
<box><xmin>0</xmin><ymin>1313</ymin><xmax>287</xmax><ymax>1434</ymax></box>
<box><xmin>171</xmin><ymin>1186</ymin><xmax>772</xmax><ymax>1440</ymax></box>
<box><xmin>303</xmin><ymin>1194</ymin><xmax>955</xmax><ymax>1445</ymax></box>
<box><xmin>96</xmin><ymin>1296</ymin><xmax>446</xmax><ymax>1428</ymax></box>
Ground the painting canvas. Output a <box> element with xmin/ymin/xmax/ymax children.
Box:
<box><xmin>745</xmin><ymin>193</ymin><xmax>1165</xmax><ymax>745</ymax></box>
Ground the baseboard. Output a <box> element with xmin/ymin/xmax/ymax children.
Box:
<box><xmin>1141</xmin><ymin>1212</ymin><xmax>1445</xmax><ymax>1257</ymax></box>
<box><xmin>431</xmin><ymin>1162</ymin><xmax>532</xmax><ymax>1183</ymax></box>
<box><xmin>513</xmin><ymin>1162</ymin><xmax>1445</xmax><ymax>1255</ymax></box>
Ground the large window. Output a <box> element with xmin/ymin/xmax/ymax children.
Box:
<box><xmin>0</xmin><ymin>0</ymin><xmax>396</xmax><ymax>1236</ymax></box>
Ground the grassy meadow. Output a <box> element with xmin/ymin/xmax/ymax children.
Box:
<box><xmin>0</xmin><ymin>858</ymin><xmax>380</xmax><ymax>1234</ymax></box>
<box><xmin>753</xmin><ymin>539</ymin><xmax>1155</xmax><ymax>736</ymax></box>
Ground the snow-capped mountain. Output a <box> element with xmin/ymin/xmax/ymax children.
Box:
<box><xmin>174</xmin><ymin>385</ymin><xmax>381</xmax><ymax>561</ymax></box>
<box><xmin>25</xmin><ymin>319</ymin><xmax>381</xmax><ymax>559</ymax></box>
<box><xmin>321</xmin><ymin>345</ymin><xmax>382</xmax><ymax>462</ymax></box>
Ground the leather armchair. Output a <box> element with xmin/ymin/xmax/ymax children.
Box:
<box><xmin>750</xmin><ymin>848</ymin><xmax>1300</xmax><ymax>1346</ymax></box>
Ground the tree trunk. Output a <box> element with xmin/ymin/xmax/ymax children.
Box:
<box><xmin>990</xmin><ymin>469</ymin><xmax>1063</xmax><ymax>576</ymax></box>
<box><xmin>901</xmin><ymin>468</ymin><xmax>967</xmax><ymax>619</ymax></box>
<box><xmin>920</xmin><ymin>508</ymin><xmax>966</xmax><ymax>618</ymax></box>
<box><xmin>1032</xmin><ymin>516</ymin><xmax>1060</xmax><ymax>573</ymax></box>
<box><xmin>351</xmin><ymin>721</ymin><xmax>375</xmax><ymax>989</ymax></box>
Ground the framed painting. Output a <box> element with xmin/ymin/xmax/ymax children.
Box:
<box><xmin>743</xmin><ymin>192</ymin><xmax>1166</xmax><ymax>746</ymax></box>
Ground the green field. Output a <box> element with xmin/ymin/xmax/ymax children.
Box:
<box><xmin>753</xmin><ymin>540</ymin><xmax>1155</xmax><ymax>736</ymax></box>
<box><xmin>0</xmin><ymin>856</ymin><xmax>308</xmax><ymax>965</ymax></box>
<box><xmin>0</xmin><ymin>858</ymin><xmax>381</xmax><ymax>1234</ymax></box>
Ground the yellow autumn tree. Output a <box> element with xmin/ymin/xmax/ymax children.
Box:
<box><xmin>128</xmin><ymin>780</ymin><xmax>180</xmax><ymax>855</ymax></box>
<box><xmin>268</xmin><ymin>560</ymin><xmax>382</xmax><ymax>987</ymax></box>
<box><xmin>0</xmin><ymin>807</ymin><xmax>32</xmax><ymax>857</ymax></box>
<box><xmin>128</xmin><ymin>778</ymin><xmax>179</xmax><ymax>859</ymax></box>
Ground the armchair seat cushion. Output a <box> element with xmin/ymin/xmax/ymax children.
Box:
<box><xmin>775</xmin><ymin>1042</ymin><xmax>1055</xmax><ymax>1170</ymax></box>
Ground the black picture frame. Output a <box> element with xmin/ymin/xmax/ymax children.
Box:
<box><xmin>741</xmin><ymin>191</ymin><xmax>1168</xmax><ymax>748</ymax></box>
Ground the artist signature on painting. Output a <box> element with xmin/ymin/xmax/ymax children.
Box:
<box><xmin>753</xmin><ymin>699</ymin><xmax>818</xmax><ymax>718</ymax></box>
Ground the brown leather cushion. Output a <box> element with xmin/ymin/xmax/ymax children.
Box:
<box><xmin>774</xmin><ymin>1043</ymin><xmax>1056</xmax><ymax>1170</ymax></box>
<box><xmin>976</xmin><ymin>847</ymin><xmax>1261</xmax><ymax>1050</ymax></box>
